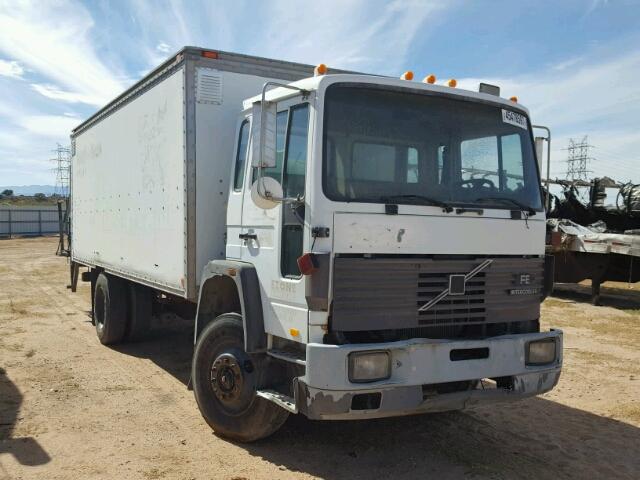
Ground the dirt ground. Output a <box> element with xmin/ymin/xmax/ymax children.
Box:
<box><xmin>1</xmin><ymin>237</ymin><xmax>639</xmax><ymax>480</ymax></box>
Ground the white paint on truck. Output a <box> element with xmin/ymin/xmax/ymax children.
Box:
<box><xmin>72</xmin><ymin>68</ymin><xmax>187</xmax><ymax>294</ymax></box>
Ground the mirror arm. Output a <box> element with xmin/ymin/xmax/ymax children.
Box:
<box><xmin>257</xmin><ymin>81</ymin><xmax>309</xmax><ymax>204</ymax></box>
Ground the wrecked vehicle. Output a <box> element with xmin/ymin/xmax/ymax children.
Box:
<box><xmin>547</xmin><ymin>180</ymin><xmax>640</xmax><ymax>304</ymax></box>
<box><xmin>67</xmin><ymin>47</ymin><xmax>562</xmax><ymax>441</ymax></box>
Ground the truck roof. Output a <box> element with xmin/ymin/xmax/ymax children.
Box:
<box><xmin>244</xmin><ymin>74</ymin><xmax>530</xmax><ymax>116</ymax></box>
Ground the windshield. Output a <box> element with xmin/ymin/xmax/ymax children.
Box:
<box><xmin>322</xmin><ymin>84</ymin><xmax>543</xmax><ymax>211</ymax></box>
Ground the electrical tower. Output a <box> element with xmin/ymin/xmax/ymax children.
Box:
<box><xmin>565</xmin><ymin>136</ymin><xmax>593</xmax><ymax>181</ymax></box>
<box><xmin>51</xmin><ymin>143</ymin><xmax>71</xmax><ymax>197</ymax></box>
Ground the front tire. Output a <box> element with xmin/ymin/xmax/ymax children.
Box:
<box><xmin>93</xmin><ymin>273</ymin><xmax>128</xmax><ymax>345</ymax></box>
<box><xmin>192</xmin><ymin>314</ymin><xmax>289</xmax><ymax>442</ymax></box>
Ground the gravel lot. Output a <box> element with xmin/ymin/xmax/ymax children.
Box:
<box><xmin>1</xmin><ymin>237</ymin><xmax>639</xmax><ymax>479</ymax></box>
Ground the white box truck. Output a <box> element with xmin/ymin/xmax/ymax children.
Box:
<box><xmin>69</xmin><ymin>47</ymin><xmax>562</xmax><ymax>442</ymax></box>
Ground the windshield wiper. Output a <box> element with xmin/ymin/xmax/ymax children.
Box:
<box><xmin>474</xmin><ymin>197</ymin><xmax>537</xmax><ymax>215</ymax></box>
<box><xmin>382</xmin><ymin>194</ymin><xmax>453</xmax><ymax>213</ymax></box>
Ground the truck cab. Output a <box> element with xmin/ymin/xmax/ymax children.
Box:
<box><xmin>194</xmin><ymin>71</ymin><xmax>562</xmax><ymax>437</ymax></box>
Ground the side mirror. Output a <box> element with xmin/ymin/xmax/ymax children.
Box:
<box><xmin>250</xmin><ymin>177</ymin><xmax>282</xmax><ymax>210</ymax></box>
<box><xmin>251</xmin><ymin>101</ymin><xmax>277</xmax><ymax>168</ymax></box>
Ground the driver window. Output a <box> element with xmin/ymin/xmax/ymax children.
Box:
<box><xmin>460</xmin><ymin>136</ymin><xmax>499</xmax><ymax>187</ymax></box>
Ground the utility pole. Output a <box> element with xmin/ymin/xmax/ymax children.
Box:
<box><xmin>51</xmin><ymin>143</ymin><xmax>72</xmax><ymax>257</ymax></box>
<box><xmin>565</xmin><ymin>136</ymin><xmax>593</xmax><ymax>182</ymax></box>
<box><xmin>51</xmin><ymin>143</ymin><xmax>71</xmax><ymax>197</ymax></box>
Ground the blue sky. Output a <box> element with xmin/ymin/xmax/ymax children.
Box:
<box><xmin>0</xmin><ymin>0</ymin><xmax>639</xmax><ymax>185</ymax></box>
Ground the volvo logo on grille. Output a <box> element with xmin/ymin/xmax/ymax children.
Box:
<box><xmin>418</xmin><ymin>259</ymin><xmax>493</xmax><ymax>312</ymax></box>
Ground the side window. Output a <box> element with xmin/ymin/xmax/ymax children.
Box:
<box><xmin>352</xmin><ymin>143</ymin><xmax>396</xmax><ymax>181</ymax></box>
<box><xmin>253</xmin><ymin>110</ymin><xmax>287</xmax><ymax>183</ymax></box>
<box><xmin>281</xmin><ymin>104</ymin><xmax>310</xmax><ymax>278</ymax></box>
<box><xmin>437</xmin><ymin>145</ymin><xmax>446</xmax><ymax>183</ymax></box>
<box><xmin>233</xmin><ymin>120</ymin><xmax>250</xmax><ymax>191</ymax></box>
<box><xmin>501</xmin><ymin>134</ymin><xmax>524</xmax><ymax>191</ymax></box>
<box><xmin>282</xmin><ymin>104</ymin><xmax>310</xmax><ymax>198</ymax></box>
<box><xmin>406</xmin><ymin>147</ymin><xmax>419</xmax><ymax>183</ymax></box>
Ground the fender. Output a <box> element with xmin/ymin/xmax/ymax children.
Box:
<box><xmin>195</xmin><ymin>260</ymin><xmax>267</xmax><ymax>353</ymax></box>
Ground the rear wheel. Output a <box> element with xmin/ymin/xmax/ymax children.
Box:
<box><xmin>192</xmin><ymin>314</ymin><xmax>289</xmax><ymax>442</ymax></box>
<box><xmin>93</xmin><ymin>273</ymin><xmax>128</xmax><ymax>345</ymax></box>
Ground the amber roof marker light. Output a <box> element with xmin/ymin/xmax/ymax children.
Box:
<box><xmin>314</xmin><ymin>63</ymin><xmax>328</xmax><ymax>76</ymax></box>
<box><xmin>510</xmin><ymin>96</ymin><xmax>518</xmax><ymax>103</ymax></box>
<box><xmin>201</xmin><ymin>50</ymin><xmax>218</xmax><ymax>59</ymax></box>
<box><xmin>423</xmin><ymin>74</ymin><xmax>436</xmax><ymax>84</ymax></box>
<box><xmin>400</xmin><ymin>71</ymin><xmax>414</xmax><ymax>80</ymax></box>
<box><xmin>447</xmin><ymin>78</ymin><xmax>457</xmax><ymax>88</ymax></box>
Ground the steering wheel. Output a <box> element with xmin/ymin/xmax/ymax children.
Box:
<box><xmin>454</xmin><ymin>178</ymin><xmax>496</xmax><ymax>190</ymax></box>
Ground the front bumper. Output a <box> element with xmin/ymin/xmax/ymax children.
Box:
<box><xmin>296</xmin><ymin>330</ymin><xmax>562</xmax><ymax>420</ymax></box>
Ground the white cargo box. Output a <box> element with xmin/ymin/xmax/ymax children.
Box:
<box><xmin>71</xmin><ymin>47</ymin><xmax>320</xmax><ymax>300</ymax></box>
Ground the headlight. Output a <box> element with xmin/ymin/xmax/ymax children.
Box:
<box><xmin>348</xmin><ymin>351</ymin><xmax>390</xmax><ymax>383</ymax></box>
<box><xmin>526</xmin><ymin>338</ymin><xmax>556</xmax><ymax>365</ymax></box>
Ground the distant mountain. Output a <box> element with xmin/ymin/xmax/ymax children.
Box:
<box><xmin>0</xmin><ymin>185</ymin><xmax>68</xmax><ymax>196</ymax></box>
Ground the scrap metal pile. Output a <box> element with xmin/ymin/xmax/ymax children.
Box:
<box><xmin>545</xmin><ymin>178</ymin><xmax>639</xmax><ymax>304</ymax></box>
<box><xmin>546</xmin><ymin>178</ymin><xmax>640</xmax><ymax>233</ymax></box>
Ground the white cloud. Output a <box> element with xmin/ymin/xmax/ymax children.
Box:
<box><xmin>30</xmin><ymin>83</ymin><xmax>104</xmax><ymax>106</ymax></box>
<box><xmin>0</xmin><ymin>58</ymin><xmax>24</xmax><ymax>78</ymax></box>
<box><xmin>0</xmin><ymin>1</ymin><xmax>127</xmax><ymax>106</ymax></box>
<box><xmin>18</xmin><ymin>115</ymin><xmax>80</xmax><ymax>138</ymax></box>
<box><xmin>126</xmin><ymin>0</ymin><xmax>455</xmax><ymax>74</ymax></box>
<box><xmin>551</xmin><ymin>55</ymin><xmax>583</xmax><ymax>71</ymax></box>
<box><xmin>585</xmin><ymin>0</ymin><xmax>609</xmax><ymax>16</ymax></box>
<box><xmin>260</xmin><ymin>0</ymin><xmax>453</xmax><ymax>73</ymax></box>
<box><xmin>156</xmin><ymin>42</ymin><xmax>171</xmax><ymax>53</ymax></box>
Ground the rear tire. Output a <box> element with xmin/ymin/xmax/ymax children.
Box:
<box><xmin>126</xmin><ymin>284</ymin><xmax>152</xmax><ymax>342</ymax></box>
<box><xmin>192</xmin><ymin>314</ymin><xmax>289</xmax><ymax>442</ymax></box>
<box><xmin>93</xmin><ymin>273</ymin><xmax>128</xmax><ymax>345</ymax></box>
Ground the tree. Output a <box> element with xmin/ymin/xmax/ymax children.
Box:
<box><xmin>34</xmin><ymin>193</ymin><xmax>46</xmax><ymax>201</ymax></box>
<box><xmin>1</xmin><ymin>189</ymin><xmax>13</xmax><ymax>196</ymax></box>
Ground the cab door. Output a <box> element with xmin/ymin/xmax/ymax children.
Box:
<box><xmin>239</xmin><ymin>95</ymin><xmax>312</xmax><ymax>344</ymax></box>
<box><xmin>226</xmin><ymin>117</ymin><xmax>251</xmax><ymax>259</ymax></box>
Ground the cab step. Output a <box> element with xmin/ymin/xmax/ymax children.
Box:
<box><xmin>267</xmin><ymin>349</ymin><xmax>306</xmax><ymax>366</ymax></box>
<box><xmin>256</xmin><ymin>389</ymin><xmax>298</xmax><ymax>414</ymax></box>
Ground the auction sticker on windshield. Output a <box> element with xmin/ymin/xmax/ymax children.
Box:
<box><xmin>502</xmin><ymin>109</ymin><xmax>527</xmax><ymax>130</ymax></box>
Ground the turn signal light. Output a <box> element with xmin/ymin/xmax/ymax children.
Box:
<box><xmin>297</xmin><ymin>253</ymin><xmax>319</xmax><ymax>275</ymax></box>
<box><xmin>448</xmin><ymin>78</ymin><xmax>457</xmax><ymax>88</ymax></box>
<box><xmin>314</xmin><ymin>63</ymin><xmax>328</xmax><ymax>76</ymax></box>
<box><xmin>401</xmin><ymin>71</ymin><xmax>414</xmax><ymax>80</ymax></box>
<box><xmin>424</xmin><ymin>74</ymin><xmax>436</xmax><ymax>84</ymax></box>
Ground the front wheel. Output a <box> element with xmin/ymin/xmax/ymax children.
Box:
<box><xmin>192</xmin><ymin>314</ymin><xmax>289</xmax><ymax>442</ymax></box>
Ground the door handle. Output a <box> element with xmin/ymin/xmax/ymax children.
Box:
<box><xmin>239</xmin><ymin>233</ymin><xmax>257</xmax><ymax>241</ymax></box>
